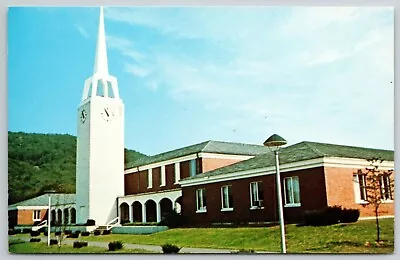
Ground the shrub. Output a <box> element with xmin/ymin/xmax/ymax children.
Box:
<box><xmin>102</xmin><ymin>230</ymin><xmax>111</xmax><ymax>235</ymax></box>
<box><xmin>158</xmin><ymin>211</ymin><xmax>185</xmax><ymax>228</ymax></box>
<box><xmin>22</xmin><ymin>228</ymin><xmax>31</xmax><ymax>234</ymax></box>
<box><xmin>50</xmin><ymin>239</ymin><xmax>58</xmax><ymax>245</ymax></box>
<box><xmin>64</xmin><ymin>230</ymin><xmax>72</xmax><ymax>235</ymax></box>
<box><xmin>94</xmin><ymin>230</ymin><xmax>101</xmax><ymax>236</ymax></box>
<box><xmin>73</xmin><ymin>241</ymin><xmax>88</xmax><ymax>248</ymax></box>
<box><xmin>324</xmin><ymin>205</ymin><xmax>342</xmax><ymax>225</ymax></box>
<box><xmin>340</xmin><ymin>208</ymin><xmax>360</xmax><ymax>223</ymax></box>
<box><xmin>55</xmin><ymin>231</ymin><xmax>62</xmax><ymax>236</ymax></box>
<box><xmin>30</xmin><ymin>230</ymin><xmax>40</xmax><ymax>237</ymax></box>
<box><xmin>8</xmin><ymin>229</ymin><xmax>16</xmax><ymax>235</ymax></box>
<box><xmin>81</xmin><ymin>231</ymin><xmax>90</xmax><ymax>236</ymax></box>
<box><xmin>33</xmin><ymin>221</ymin><xmax>41</xmax><ymax>226</ymax></box>
<box><xmin>108</xmin><ymin>241</ymin><xmax>123</xmax><ymax>251</ymax></box>
<box><xmin>70</xmin><ymin>232</ymin><xmax>80</xmax><ymax>238</ymax></box>
<box><xmin>30</xmin><ymin>238</ymin><xmax>41</xmax><ymax>243</ymax></box>
<box><xmin>161</xmin><ymin>244</ymin><xmax>181</xmax><ymax>254</ymax></box>
<box><xmin>86</xmin><ymin>219</ymin><xmax>96</xmax><ymax>226</ymax></box>
<box><xmin>234</xmin><ymin>249</ymin><xmax>255</xmax><ymax>254</ymax></box>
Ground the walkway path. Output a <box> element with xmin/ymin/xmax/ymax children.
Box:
<box><xmin>12</xmin><ymin>236</ymin><xmax>274</xmax><ymax>254</ymax></box>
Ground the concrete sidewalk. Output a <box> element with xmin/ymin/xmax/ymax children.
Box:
<box><xmin>13</xmin><ymin>236</ymin><xmax>275</xmax><ymax>254</ymax></box>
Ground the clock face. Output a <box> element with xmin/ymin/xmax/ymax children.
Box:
<box><xmin>101</xmin><ymin>107</ymin><xmax>115</xmax><ymax>122</ymax></box>
<box><xmin>80</xmin><ymin>109</ymin><xmax>88</xmax><ymax>123</ymax></box>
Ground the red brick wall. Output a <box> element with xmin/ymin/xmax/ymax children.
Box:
<box><xmin>324</xmin><ymin>167</ymin><xmax>394</xmax><ymax>217</ymax></box>
<box><xmin>201</xmin><ymin>158</ymin><xmax>245</xmax><ymax>173</ymax></box>
<box><xmin>182</xmin><ymin>167</ymin><xmax>328</xmax><ymax>225</ymax></box>
<box><xmin>16</xmin><ymin>209</ymin><xmax>47</xmax><ymax>225</ymax></box>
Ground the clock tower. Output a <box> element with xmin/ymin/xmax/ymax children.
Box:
<box><xmin>76</xmin><ymin>7</ymin><xmax>124</xmax><ymax>225</ymax></box>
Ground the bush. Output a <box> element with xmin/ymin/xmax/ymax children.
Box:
<box><xmin>70</xmin><ymin>232</ymin><xmax>80</xmax><ymax>238</ymax></box>
<box><xmin>93</xmin><ymin>230</ymin><xmax>101</xmax><ymax>236</ymax></box>
<box><xmin>234</xmin><ymin>249</ymin><xmax>255</xmax><ymax>254</ymax></box>
<box><xmin>30</xmin><ymin>230</ymin><xmax>40</xmax><ymax>237</ymax></box>
<box><xmin>340</xmin><ymin>208</ymin><xmax>360</xmax><ymax>223</ymax></box>
<box><xmin>50</xmin><ymin>239</ymin><xmax>58</xmax><ymax>245</ymax></box>
<box><xmin>8</xmin><ymin>229</ymin><xmax>16</xmax><ymax>235</ymax></box>
<box><xmin>162</xmin><ymin>244</ymin><xmax>181</xmax><ymax>254</ymax></box>
<box><xmin>22</xmin><ymin>228</ymin><xmax>31</xmax><ymax>234</ymax></box>
<box><xmin>108</xmin><ymin>241</ymin><xmax>123</xmax><ymax>251</ymax></box>
<box><xmin>102</xmin><ymin>230</ymin><xmax>111</xmax><ymax>235</ymax></box>
<box><xmin>64</xmin><ymin>230</ymin><xmax>72</xmax><ymax>235</ymax></box>
<box><xmin>30</xmin><ymin>238</ymin><xmax>41</xmax><ymax>243</ymax></box>
<box><xmin>73</xmin><ymin>241</ymin><xmax>88</xmax><ymax>248</ymax></box>
<box><xmin>86</xmin><ymin>219</ymin><xmax>96</xmax><ymax>226</ymax></box>
<box><xmin>81</xmin><ymin>231</ymin><xmax>90</xmax><ymax>236</ymax></box>
<box><xmin>158</xmin><ymin>211</ymin><xmax>185</xmax><ymax>228</ymax></box>
<box><xmin>55</xmin><ymin>231</ymin><xmax>62</xmax><ymax>236</ymax></box>
<box><xmin>303</xmin><ymin>206</ymin><xmax>360</xmax><ymax>226</ymax></box>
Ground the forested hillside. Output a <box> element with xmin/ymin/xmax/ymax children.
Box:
<box><xmin>8</xmin><ymin>131</ymin><xmax>146</xmax><ymax>205</ymax></box>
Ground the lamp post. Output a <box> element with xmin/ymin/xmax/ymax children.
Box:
<box><xmin>46</xmin><ymin>190</ymin><xmax>56</xmax><ymax>246</ymax></box>
<box><xmin>263</xmin><ymin>134</ymin><xmax>287</xmax><ymax>254</ymax></box>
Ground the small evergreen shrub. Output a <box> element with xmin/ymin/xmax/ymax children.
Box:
<box><xmin>340</xmin><ymin>208</ymin><xmax>360</xmax><ymax>223</ymax></box>
<box><xmin>22</xmin><ymin>228</ymin><xmax>31</xmax><ymax>234</ymax></box>
<box><xmin>30</xmin><ymin>230</ymin><xmax>40</xmax><ymax>237</ymax></box>
<box><xmin>108</xmin><ymin>241</ymin><xmax>123</xmax><ymax>251</ymax></box>
<box><xmin>94</xmin><ymin>230</ymin><xmax>101</xmax><ymax>236</ymax></box>
<box><xmin>30</xmin><ymin>238</ymin><xmax>41</xmax><ymax>243</ymax></box>
<box><xmin>8</xmin><ymin>229</ymin><xmax>16</xmax><ymax>235</ymax></box>
<box><xmin>161</xmin><ymin>244</ymin><xmax>181</xmax><ymax>254</ymax></box>
<box><xmin>50</xmin><ymin>239</ymin><xmax>58</xmax><ymax>245</ymax></box>
<box><xmin>102</xmin><ymin>230</ymin><xmax>111</xmax><ymax>235</ymax></box>
<box><xmin>158</xmin><ymin>211</ymin><xmax>185</xmax><ymax>228</ymax></box>
<box><xmin>86</xmin><ymin>219</ymin><xmax>96</xmax><ymax>226</ymax></box>
<box><xmin>64</xmin><ymin>230</ymin><xmax>72</xmax><ymax>235</ymax></box>
<box><xmin>73</xmin><ymin>241</ymin><xmax>88</xmax><ymax>248</ymax></box>
<box><xmin>55</xmin><ymin>231</ymin><xmax>62</xmax><ymax>236</ymax></box>
<box><xmin>234</xmin><ymin>249</ymin><xmax>255</xmax><ymax>254</ymax></box>
<box><xmin>70</xmin><ymin>232</ymin><xmax>80</xmax><ymax>238</ymax></box>
<box><xmin>81</xmin><ymin>231</ymin><xmax>90</xmax><ymax>236</ymax></box>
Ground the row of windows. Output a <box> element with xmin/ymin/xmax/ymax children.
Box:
<box><xmin>195</xmin><ymin>176</ymin><xmax>301</xmax><ymax>213</ymax></box>
<box><xmin>353</xmin><ymin>173</ymin><xmax>393</xmax><ymax>202</ymax></box>
<box><xmin>147</xmin><ymin>159</ymin><xmax>198</xmax><ymax>189</ymax></box>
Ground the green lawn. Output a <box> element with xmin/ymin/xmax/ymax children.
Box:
<box><xmin>8</xmin><ymin>239</ymin><xmax>153</xmax><ymax>254</ymax></box>
<box><xmin>9</xmin><ymin>218</ymin><xmax>394</xmax><ymax>253</ymax></box>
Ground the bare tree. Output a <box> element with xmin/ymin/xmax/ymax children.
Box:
<box><xmin>355</xmin><ymin>158</ymin><xmax>394</xmax><ymax>242</ymax></box>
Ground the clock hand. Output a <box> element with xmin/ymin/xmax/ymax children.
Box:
<box><xmin>104</xmin><ymin>109</ymin><xmax>109</xmax><ymax>117</ymax></box>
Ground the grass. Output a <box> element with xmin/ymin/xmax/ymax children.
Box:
<box><xmin>8</xmin><ymin>239</ymin><xmax>154</xmax><ymax>254</ymax></box>
<box><xmin>9</xmin><ymin>218</ymin><xmax>394</xmax><ymax>254</ymax></box>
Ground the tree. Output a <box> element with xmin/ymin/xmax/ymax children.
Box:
<box><xmin>355</xmin><ymin>158</ymin><xmax>394</xmax><ymax>242</ymax></box>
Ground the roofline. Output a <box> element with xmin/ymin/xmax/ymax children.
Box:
<box><xmin>179</xmin><ymin>156</ymin><xmax>394</xmax><ymax>187</ymax></box>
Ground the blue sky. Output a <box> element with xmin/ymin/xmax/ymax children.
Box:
<box><xmin>8</xmin><ymin>6</ymin><xmax>394</xmax><ymax>155</ymax></box>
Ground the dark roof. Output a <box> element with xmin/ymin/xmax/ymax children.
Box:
<box><xmin>8</xmin><ymin>193</ymin><xmax>76</xmax><ymax>208</ymax></box>
<box><xmin>125</xmin><ymin>140</ymin><xmax>270</xmax><ymax>169</ymax></box>
<box><xmin>183</xmin><ymin>141</ymin><xmax>394</xmax><ymax>181</ymax></box>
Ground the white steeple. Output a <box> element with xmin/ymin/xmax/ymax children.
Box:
<box><xmin>93</xmin><ymin>6</ymin><xmax>108</xmax><ymax>76</ymax></box>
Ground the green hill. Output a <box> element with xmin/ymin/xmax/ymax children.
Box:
<box><xmin>8</xmin><ymin>131</ymin><xmax>146</xmax><ymax>205</ymax></box>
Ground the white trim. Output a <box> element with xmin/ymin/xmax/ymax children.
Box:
<box><xmin>160</xmin><ymin>165</ymin><xmax>166</xmax><ymax>187</ymax></box>
<box><xmin>196</xmin><ymin>209</ymin><xmax>207</xmax><ymax>213</ymax></box>
<box><xmin>174</xmin><ymin>162</ymin><xmax>181</xmax><ymax>184</ymax></box>
<box><xmin>359</xmin><ymin>215</ymin><xmax>394</xmax><ymax>221</ymax></box>
<box><xmin>180</xmin><ymin>157</ymin><xmax>394</xmax><ymax>187</ymax></box>
<box><xmin>221</xmin><ymin>208</ymin><xmax>234</xmax><ymax>212</ymax></box>
<box><xmin>284</xmin><ymin>203</ymin><xmax>301</xmax><ymax>208</ymax></box>
<box><xmin>250</xmin><ymin>206</ymin><xmax>264</xmax><ymax>210</ymax></box>
<box><xmin>32</xmin><ymin>210</ymin><xmax>41</xmax><ymax>221</ymax></box>
<box><xmin>147</xmin><ymin>168</ymin><xmax>153</xmax><ymax>189</ymax></box>
<box><xmin>355</xmin><ymin>200</ymin><xmax>369</xmax><ymax>205</ymax></box>
<box><xmin>381</xmin><ymin>199</ymin><xmax>394</xmax><ymax>204</ymax></box>
<box><xmin>8</xmin><ymin>205</ymin><xmax>48</xmax><ymax>211</ymax></box>
<box><xmin>200</xmin><ymin>152</ymin><xmax>254</xmax><ymax>160</ymax></box>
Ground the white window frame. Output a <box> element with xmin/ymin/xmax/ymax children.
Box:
<box><xmin>147</xmin><ymin>168</ymin><xmax>153</xmax><ymax>189</ymax></box>
<box><xmin>380</xmin><ymin>174</ymin><xmax>393</xmax><ymax>203</ymax></box>
<box><xmin>221</xmin><ymin>185</ymin><xmax>234</xmax><ymax>211</ymax></box>
<box><xmin>283</xmin><ymin>176</ymin><xmax>301</xmax><ymax>207</ymax></box>
<box><xmin>353</xmin><ymin>174</ymin><xmax>368</xmax><ymax>204</ymax></box>
<box><xmin>250</xmin><ymin>181</ymin><xmax>264</xmax><ymax>209</ymax></box>
<box><xmin>160</xmin><ymin>165</ymin><xmax>166</xmax><ymax>187</ymax></box>
<box><xmin>196</xmin><ymin>188</ymin><xmax>207</xmax><ymax>213</ymax></box>
<box><xmin>174</xmin><ymin>162</ymin><xmax>181</xmax><ymax>184</ymax></box>
<box><xmin>32</xmin><ymin>210</ymin><xmax>41</xmax><ymax>221</ymax></box>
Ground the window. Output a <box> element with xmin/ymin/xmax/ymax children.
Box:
<box><xmin>284</xmin><ymin>176</ymin><xmax>301</xmax><ymax>207</ymax></box>
<box><xmin>353</xmin><ymin>174</ymin><xmax>367</xmax><ymax>202</ymax></box>
<box><xmin>380</xmin><ymin>174</ymin><xmax>393</xmax><ymax>201</ymax></box>
<box><xmin>250</xmin><ymin>181</ymin><xmax>264</xmax><ymax>209</ymax></box>
<box><xmin>174</xmin><ymin>163</ymin><xmax>180</xmax><ymax>184</ymax></box>
<box><xmin>196</xmin><ymin>188</ymin><xmax>207</xmax><ymax>212</ymax></box>
<box><xmin>147</xmin><ymin>169</ymin><xmax>153</xmax><ymax>189</ymax></box>
<box><xmin>189</xmin><ymin>159</ymin><xmax>197</xmax><ymax>177</ymax></box>
<box><xmin>160</xmin><ymin>166</ymin><xmax>166</xmax><ymax>186</ymax></box>
<box><xmin>96</xmin><ymin>79</ymin><xmax>105</xmax><ymax>97</ymax></box>
<box><xmin>107</xmin><ymin>81</ymin><xmax>115</xmax><ymax>98</ymax></box>
<box><xmin>221</xmin><ymin>185</ymin><xmax>234</xmax><ymax>211</ymax></box>
<box><xmin>33</xmin><ymin>210</ymin><xmax>41</xmax><ymax>221</ymax></box>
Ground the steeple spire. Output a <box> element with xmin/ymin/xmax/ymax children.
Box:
<box><xmin>93</xmin><ymin>6</ymin><xmax>108</xmax><ymax>75</ymax></box>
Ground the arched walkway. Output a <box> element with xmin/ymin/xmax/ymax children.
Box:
<box><xmin>57</xmin><ymin>209</ymin><xmax>62</xmax><ymax>225</ymax></box>
<box><xmin>51</xmin><ymin>210</ymin><xmax>56</xmax><ymax>225</ymax></box>
<box><xmin>63</xmin><ymin>208</ymin><xmax>69</xmax><ymax>224</ymax></box>
<box><xmin>120</xmin><ymin>202</ymin><xmax>130</xmax><ymax>223</ymax></box>
<box><xmin>175</xmin><ymin>196</ymin><xmax>183</xmax><ymax>214</ymax></box>
<box><xmin>70</xmin><ymin>208</ymin><xmax>76</xmax><ymax>224</ymax></box>
<box><xmin>160</xmin><ymin>198</ymin><xmax>173</xmax><ymax>220</ymax></box>
<box><xmin>145</xmin><ymin>200</ymin><xmax>157</xmax><ymax>223</ymax></box>
<box><xmin>132</xmin><ymin>201</ymin><xmax>142</xmax><ymax>222</ymax></box>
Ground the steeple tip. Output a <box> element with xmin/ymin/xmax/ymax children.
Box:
<box><xmin>93</xmin><ymin>6</ymin><xmax>109</xmax><ymax>75</ymax></box>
